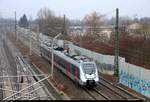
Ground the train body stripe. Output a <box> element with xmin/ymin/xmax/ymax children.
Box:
<box><xmin>66</xmin><ymin>62</ymin><xmax>69</xmax><ymax>76</ymax></box>
<box><xmin>75</xmin><ymin>67</ymin><xmax>78</xmax><ymax>81</ymax></box>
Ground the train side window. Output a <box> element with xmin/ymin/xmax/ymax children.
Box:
<box><xmin>59</xmin><ymin>58</ymin><xmax>62</xmax><ymax>67</ymax></box>
<box><xmin>56</xmin><ymin>55</ymin><xmax>59</xmax><ymax>63</ymax></box>
<box><xmin>70</xmin><ymin>64</ymin><xmax>74</xmax><ymax>75</ymax></box>
<box><xmin>61</xmin><ymin>58</ymin><xmax>63</xmax><ymax>68</ymax></box>
<box><xmin>64</xmin><ymin>60</ymin><xmax>67</xmax><ymax>69</ymax></box>
<box><xmin>61</xmin><ymin>59</ymin><xmax>64</xmax><ymax>68</ymax></box>
<box><xmin>77</xmin><ymin>67</ymin><xmax>80</xmax><ymax>79</ymax></box>
<box><xmin>73</xmin><ymin>65</ymin><xmax>76</xmax><ymax>75</ymax></box>
<box><xmin>70</xmin><ymin>64</ymin><xmax>72</xmax><ymax>74</ymax></box>
<box><xmin>60</xmin><ymin>58</ymin><xmax>65</xmax><ymax>68</ymax></box>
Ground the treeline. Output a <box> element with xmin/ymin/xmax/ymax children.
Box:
<box><xmin>36</xmin><ymin>8</ymin><xmax>68</xmax><ymax>38</ymax></box>
<box><xmin>17</xmin><ymin>7</ymin><xmax>150</xmax><ymax>38</ymax></box>
<box><xmin>17</xmin><ymin>8</ymin><xmax>68</xmax><ymax>38</ymax></box>
<box><xmin>18</xmin><ymin>14</ymin><xmax>29</xmax><ymax>28</ymax></box>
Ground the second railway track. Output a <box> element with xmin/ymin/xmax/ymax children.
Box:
<box><xmin>1</xmin><ymin>36</ymin><xmax>59</xmax><ymax>100</ymax></box>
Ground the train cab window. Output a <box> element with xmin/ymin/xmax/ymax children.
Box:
<box><xmin>82</xmin><ymin>63</ymin><xmax>96</xmax><ymax>75</ymax></box>
<box><xmin>76</xmin><ymin>67</ymin><xmax>80</xmax><ymax>78</ymax></box>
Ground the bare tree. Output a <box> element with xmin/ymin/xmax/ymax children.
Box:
<box><xmin>37</xmin><ymin>8</ymin><xmax>68</xmax><ymax>38</ymax></box>
<box><xmin>37</xmin><ymin>8</ymin><xmax>55</xmax><ymax>35</ymax></box>
<box><xmin>81</xmin><ymin>11</ymin><xmax>110</xmax><ymax>46</ymax></box>
<box><xmin>139</xmin><ymin>17</ymin><xmax>150</xmax><ymax>32</ymax></box>
<box><xmin>82</xmin><ymin>11</ymin><xmax>104</xmax><ymax>36</ymax></box>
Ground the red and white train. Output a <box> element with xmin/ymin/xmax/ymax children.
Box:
<box><xmin>40</xmin><ymin>43</ymin><xmax>99</xmax><ymax>86</ymax></box>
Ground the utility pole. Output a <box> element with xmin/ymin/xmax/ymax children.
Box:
<box><xmin>79</xmin><ymin>31</ymin><xmax>82</xmax><ymax>47</ymax></box>
<box><xmin>114</xmin><ymin>8</ymin><xmax>119</xmax><ymax>79</ymax></box>
<box><xmin>15</xmin><ymin>11</ymin><xmax>18</xmax><ymax>42</ymax></box>
<box><xmin>62</xmin><ymin>14</ymin><xmax>67</xmax><ymax>36</ymax></box>
<box><xmin>37</xmin><ymin>24</ymin><xmax>40</xmax><ymax>47</ymax></box>
<box><xmin>29</xmin><ymin>17</ymin><xmax>32</xmax><ymax>56</ymax></box>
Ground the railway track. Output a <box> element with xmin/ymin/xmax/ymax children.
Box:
<box><xmin>0</xmin><ymin>36</ymin><xmax>15</xmax><ymax>100</ymax></box>
<box><xmin>0</xmin><ymin>59</ymin><xmax>4</xmax><ymax>100</ymax></box>
<box><xmin>18</xmin><ymin>30</ymin><xmax>41</xmax><ymax>55</ymax></box>
<box><xmin>0</xmin><ymin>72</ymin><xmax>4</xmax><ymax>100</ymax></box>
<box><xmin>82</xmin><ymin>73</ymin><xmax>144</xmax><ymax>100</ymax></box>
<box><xmin>94</xmin><ymin>84</ymin><xmax>124</xmax><ymax>100</ymax></box>
<box><xmin>30</xmin><ymin>63</ymin><xmax>64</xmax><ymax>100</ymax></box>
<box><xmin>2</xmin><ymin>38</ymin><xmax>18</xmax><ymax>99</ymax></box>
<box><xmin>1</xmin><ymin>35</ymin><xmax>55</xmax><ymax>100</ymax></box>
<box><xmin>16</xmin><ymin>56</ymin><xmax>40</xmax><ymax>100</ymax></box>
<box><xmin>83</xmin><ymin>85</ymin><xmax>127</xmax><ymax>100</ymax></box>
<box><xmin>98</xmin><ymin>76</ymin><xmax>144</xmax><ymax>100</ymax></box>
<box><xmin>83</xmin><ymin>87</ymin><xmax>107</xmax><ymax>100</ymax></box>
<box><xmin>83</xmin><ymin>77</ymin><xmax>143</xmax><ymax>100</ymax></box>
<box><xmin>8</xmin><ymin>32</ymin><xmax>66</xmax><ymax>100</ymax></box>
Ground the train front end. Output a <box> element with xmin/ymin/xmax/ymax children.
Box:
<box><xmin>80</xmin><ymin>62</ymin><xmax>99</xmax><ymax>86</ymax></box>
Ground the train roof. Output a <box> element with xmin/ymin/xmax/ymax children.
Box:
<box><xmin>40</xmin><ymin>43</ymin><xmax>94</xmax><ymax>64</ymax></box>
<box><xmin>69</xmin><ymin>54</ymin><xmax>92</xmax><ymax>62</ymax></box>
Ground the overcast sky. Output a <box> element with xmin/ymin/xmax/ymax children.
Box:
<box><xmin>0</xmin><ymin>0</ymin><xmax>149</xmax><ymax>20</ymax></box>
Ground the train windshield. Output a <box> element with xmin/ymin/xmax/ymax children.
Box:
<box><xmin>82</xmin><ymin>63</ymin><xmax>96</xmax><ymax>75</ymax></box>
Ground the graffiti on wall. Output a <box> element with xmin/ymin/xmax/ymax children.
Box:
<box><xmin>119</xmin><ymin>70</ymin><xmax>150</xmax><ymax>97</ymax></box>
